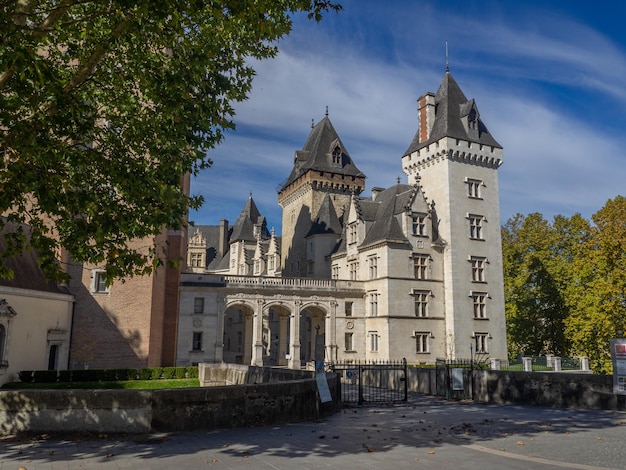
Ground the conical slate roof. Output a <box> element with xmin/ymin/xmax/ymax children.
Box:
<box><xmin>230</xmin><ymin>196</ymin><xmax>270</xmax><ymax>243</ymax></box>
<box><xmin>404</xmin><ymin>72</ymin><xmax>501</xmax><ymax>156</ymax></box>
<box><xmin>282</xmin><ymin>116</ymin><xmax>364</xmax><ymax>189</ymax></box>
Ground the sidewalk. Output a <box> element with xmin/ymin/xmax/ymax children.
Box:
<box><xmin>2</xmin><ymin>394</ymin><xmax>626</xmax><ymax>469</ymax></box>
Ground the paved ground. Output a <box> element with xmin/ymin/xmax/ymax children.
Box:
<box><xmin>2</xmin><ymin>394</ymin><xmax>626</xmax><ymax>469</ymax></box>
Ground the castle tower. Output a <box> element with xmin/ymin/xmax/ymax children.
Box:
<box><xmin>278</xmin><ymin>115</ymin><xmax>365</xmax><ymax>277</ymax></box>
<box><xmin>401</xmin><ymin>71</ymin><xmax>507</xmax><ymax>360</ymax></box>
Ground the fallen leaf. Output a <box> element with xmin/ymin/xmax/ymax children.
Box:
<box><xmin>414</xmin><ymin>458</ymin><xmax>420</xmax><ymax>461</ymax></box>
<box><xmin>427</xmin><ymin>450</ymin><xmax>436</xmax><ymax>455</ymax></box>
<box><xmin>516</xmin><ymin>441</ymin><xmax>524</xmax><ymax>446</ymax></box>
<box><xmin>596</xmin><ymin>436</ymin><xmax>602</xmax><ymax>441</ymax></box>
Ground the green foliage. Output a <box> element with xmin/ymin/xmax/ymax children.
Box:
<box><xmin>150</xmin><ymin>367</ymin><xmax>164</xmax><ymax>380</ymax></box>
<box><xmin>502</xmin><ymin>198</ymin><xmax>626</xmax><ymax>373</ymax></box>
<box><xmin>71</xmin><ymin>369</ymin><xmax>101</xmax><ymax>382</ymax></box>
<box><xmin>175</xmin><ymin>367</ymin><xmax>187</xmax><ymax>379</ymax></box>
<box><xmin>33</xmin><ymin>370</ymin><xmax>58</xmax><ymax>383</ymax></box>
<box><xmin>163</xmin><ymin>367</ymin><xmax>177</xmax><ymax>379</ymax></box>
<box><xmin>138</xmin><ymin>368</ymin><xmax>153</xmax><ymax>380</ymax></box>
<box><xmin>0</xmin><ymin>0</ymin><xmax>341</xmax><ymax>282</ymax></box>
<box><xmin>18</xmin><ymin>370</ymin><xmax>33</xmax><ymax>383</ymax></box>
<box><xmin>114</xmin><ymin>368</ymin><xmax>137</xmax><ymax>381</ymax></box>
<box><xmin>186</xmin><ymin>366</ymin><xmax>199</xmax><ymax>378</ymax></box>
<box><xmin>58</xmin><ymin>370</ymin><xmax>72</xmax><ymax>382</ymax></box>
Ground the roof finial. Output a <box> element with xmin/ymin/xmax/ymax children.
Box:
<box><xmin>249</xmin><ymin>191</ymin><xmax>252</xmax><ymax>198</ymax></box>
<box><xmin>445</xmin><ymin>41</ymin><xmax>449</xmax><ymax>73</ymax></box>
<box><xmin>396</xmin><ymin>176</ymin><xmax>401</xmax><ymax>184</ymax></box>
<box><xmin>311</xmin><ymin>118</ymin><xmax>314</xmax><ymax>128</ymax></box>
<box><xmin>325</xmin><ymin>105</ymin><xmax>329</xmax><ymax>117</ymax></box>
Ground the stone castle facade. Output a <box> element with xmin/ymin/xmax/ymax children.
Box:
<box><xmin>176</xmin><ymin>71</ymin><xmax>508</xmax><ymax>367</ymax></box>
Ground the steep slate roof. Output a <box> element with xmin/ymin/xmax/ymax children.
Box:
<box><xmin>361</xmin><ymin>184</ymin><xmax>414</xmax><ymax>247</ymax></box>
<box><xmin>282</xmin><ymin>116</ymin><xmax>364</xmax><ymax>188</ymax></box>
<box><xmin>306</xmin><ymin>194</ymin><xmax>343</xmax><ymax>237</ymax></box>
<box><xmin>190</xmin><ymin>225</ymin><xmax>225</xmax><ymax>270</ymax></box>
<box><xmin>230</xmin><ymin>196</ymin><xmax>270</xmax><ymax>243</ymax></box>
<box><xmin>404</xmin><ymin>72</ymin><xmax>502</xmax><ymax>156</ymax></box>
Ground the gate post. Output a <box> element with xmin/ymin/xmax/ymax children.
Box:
<box><xmin>402</xmin><ymin>358</ymin><xmax>408</xmax><ymax>401</ymax></box>
<box><xmin>358</xmin><ymin>362</ymin><xmax>364</xmax><ymax>405</ymax></box>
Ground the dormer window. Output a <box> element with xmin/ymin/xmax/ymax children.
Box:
<box><xmin>332</xmin><ymin>146</ymin><xmax>342</xmax><ymax>165</ymax></box>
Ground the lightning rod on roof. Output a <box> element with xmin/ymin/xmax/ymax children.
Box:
<box><xmin>325</xmin><ymin>105</ymin><xmax>329</xmax><ymax>117</ymax></box>
<box><xmin>445</xmin><ymin>41</ymin><xmax>449</xmax><ymax>73</ymax></box>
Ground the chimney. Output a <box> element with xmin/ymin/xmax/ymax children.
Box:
<box><xmin>371</xmin><ymin>187</ymin><xmax>384</xmax><ymax>201</ymax></box>
<box><xmin>218</xmin><ymin>219</ymin><xmax>229</xmax><ymax>258</ymax></box>
<box><xmin>417</xmin><ymin>92</ymin><xmax>435</xmax><ymax>143</ymax></box>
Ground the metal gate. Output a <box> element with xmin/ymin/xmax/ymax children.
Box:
<box><xmin>435</xmin><ymin>358</ymin><xmax>483</xmax><ymax>400</ymax></box>
<box><xmin>329</xmin><ymin>359</ymin><xmax>408</xmax><ymax>404</ymax></box>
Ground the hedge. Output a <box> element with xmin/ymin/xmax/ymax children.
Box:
<box><xmin>18</xmin><ymin>366</ymin><xmax>197</xmax><ymax>383</ymax></box>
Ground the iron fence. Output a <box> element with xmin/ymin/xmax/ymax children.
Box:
<box><xmin>328</xmin><ymin>359</ymin><xmax>408</xmax><ymax>404</ymax></box>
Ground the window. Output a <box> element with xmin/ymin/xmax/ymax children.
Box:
<box><xmin>470</xmin><ymin>256</ymin><xmax>486</xmax><ymax>282</ymax></box>
<box><xmin>413</xmin><ymin>254</ymin><xmax>429</xmax><ymax>280</ymax></box>
<box><xmin>412</xmin><ymin>213</ymin><xmax>427</xmax><ymax>236</ymax></box>
<box><xmin>415</xmin><ymin>332</ymin><xmax>430</xmax><ymax>353</ymax></box>
<box><xmin>474</xmin><ymin>333</ymin><xmax>488</xmax><ymax>353</ymax></box>
<box><xmin>414</xmin><ymin>291</ymin><xmax>429</xmax><ymax>317</ymax></box>
<box><xmin>369</xmin><ymin>331</ymin><xmax>379</xmax><ymax>352</ymax></box>
<box><xmin>190</xmin><ymin>251</ymin><xmax>203</xmax><ymax>267</ymax></box>
<box><xmin>368</xmin><ymin>292</ymin><xmax>379</xmax><ymax>316</ymax></box>
<box><xmin>345</xmin><ymin>332</ymin><xmax>353</xmax><ymax>351</ymax></box>
<box><xmin>332</xmin><ymin>265</ymin><xmax>339</xmax><ymax>279</ymax></box>
<box><xmin>332</xmin><ymin>146</ymin><xmax>342</xmax><ymax>165</ymax></box>
<box><xmin>368</xmin><ymin>255</ymin><xmax>378</xmax><ymax>279</ymax></box>
<box><xmin>468</xmin><ymin>215</ymin><xmax>484</xmax><ymax>240</ymax></box>
<box><xmin>192</xmin><ymin>332</ymin><xmax>203</xmax><ymax>351</ymax></box>
<box><xmin>472</xmin><ymin>293</ymin><xmax>487</xmax><ymax>319</ymax></box>
<box><xmin>308</xmin><ymin>261</ymin><xmax>314</xmax><ymax>274</ymax></box>
<box><xmin>349</xmin><ymin>261</ymin><xmax>359</xmax><ymax>280</ymax></box>
<box><xmin>194</xmin><ymin>297</ymin><xmax>204</xmax><ymax>314</ymax></box>
<box><xmin>348</xmin><ymin>223</ymin><xmax>357</xmax><ymax>244</ymax></box>
<box><xmin>93</xmin><ymin>271</ymin><xmax>109</xmax><ymax>293</ymax></box>
<box><xmin>268</xmin><ymin>255</ymin><xmax>275</xmax><ymax>271</ymax></box>
<box><xmin>467</xmin><ymin>178</ymin><xmax>482</xmax><ymax>199</ymax></box>
<box><xmin>345</xmin><ymin>302</ymin><xmax>353</xmax><ymax>317</ymax></box>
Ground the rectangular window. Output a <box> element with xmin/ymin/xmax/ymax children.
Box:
<box><xmin>414</xmin><ymin>254</ymin><xmax>429</xmax><ymax>280</ymax></box>
<box><xmin>412</xmin><ymin>213</ymin><xmax>427</xmax><ymax>236</ymax></box>
<box><xmin>194</xmin><ymin>297</ymin><xmax>204</xmax><ymax>314</ymax></box>
<box><xmin>369</xmin><ymin>292</ymin><xmax>379</xmax><ymax>316</ymax></box>
<box><xmin>345</xmin><ymin>332</ymin><xmax>353</xmax><ymax>351</ymax></box>
<box><xmin>474</xmin><ymin>333</ymin><xmax>488</xmax><ymax>353</ymax></box>
<box><xmin>308</xmin><ymin>261</ymin><xmax>314</xmax><ymax>274</ymax></box>
<box><xmin>190</xmin><ymin>252</ymin><xmax>203</xmax><ymax>267</ymax></box>
<box><xmin>332</xmin><ymin>265</ymin><xmax>339</xmax><ymax>279</ymax></box>
<box><xmin>192</xmin><ymin>332</ymin><xmax>203</xmax><ymax>351</ymax></box>
<box><xmin>414</xmin><ymin>291</ymin><xmax>429</xmax><ymax>317</ymax></box>
<box><xmin>348</xmin><ymin>223</ymin><xmax>357</xmax><ymax>244</ymax></box>
<box><xmin>471</xmin><ymin>256</ymin><xmax>486</xmax><ymax>282</ymax></box>
<box><xmin>468</xmin><ymin>215</ymin><xmax>484</xmax><ymax>240</ymax></box>
<box><xmin>269</xmin><ymin>255</ymin><xmax>275</xmax><ymax>271</ymax></box>
<box><xmin>415</xmin><ymin>332</ymin><xmax>430</xmax><ymax>353</ymax></box>
<box><xmin>467</xmin><ymin>178</ymin><xmax>482</xmax><ymax>199</ymax></box>
<box><xmin>369</xmin><ymin>331</ymin><xmax>379</xmax><ymax>352</ymax></box>
<box><xmin>345</xmin><ymin>302</ymin><xmax>353</xmax><ymax>317</ymax></box>
<box><xmin>368</xmin><ymin>255</ymin><xmax>378</xmax><ymax>279</ymax></box>
<box><xmin>472</xmin><ymin>293</ymin><xmax>487</xmax><ymax>319</ymax></box>
<box><xmin>349</xmin><ymin>261</ymin><xmax>359</xmax><ymax>280</ymax></box>
<box><xmin>93</xmin><ymin>271</ymin><xmax>109</xmax><ymax>293</ymax></box>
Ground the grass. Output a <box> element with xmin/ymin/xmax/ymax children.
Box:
<box><xmin>1</xmin><ymin>378</ymin><xmax>200</xmax><ymax>390</ymax></box>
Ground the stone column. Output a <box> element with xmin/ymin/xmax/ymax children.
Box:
<box><xmin>553</xmin><ymin>356</ymin><xmax>562</xmax><ymax>372</ymax></box>
<box><xmin>251</xmin><ymin>299</ymin><xmax>265</xmax><ymax>367</ymax></box>
<box><xmin>580</xmin><ymin>356</ymin><xmax>590</xmax><ymax>371</ymax></box>
<box><xmin>243</xmin><ymin>311</ymin><xmax>253</xmax><ymax>365</ymax></box>
<box><xmin>522</xmin><ymin>357</ymin><xmax>532</xmax><ymax>372</ymax></box>
<box><xmin>489</xmin><ymin>358</ymin><xmax>501</xmax><ymax>370</ymax></box>
<box><xmin>326</xmin><ymin>301</ymin><xmax>338</xmax><ymax>362</ymax></box>
<box><xmin>289</xmin><ymin>300</ymin><xmax>302</xmax><ymax>369</ymax></box>
<box><xmin>278</xmin><ymin>313</ymin><xmax>288</xmax><ymax>367</ymax></box>
<box><xmin>214</xmin><ymin>295</ymin><xmax>225</xmax><ymax>362</ymax></box>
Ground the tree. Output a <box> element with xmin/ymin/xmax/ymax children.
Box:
<box><xmin>501</xmin><ymin>213</ymin><xmax>584</xmax><ymax>359</ymax></box>
<box><xmin>0</xmin><ymin>0</ymin><xmax>341</xmax><ymax>282</ymax></box>
<box><xmin>565</xmin><ymin>196</ymin><xmax>626</xmax><ymax>373</ymax></box>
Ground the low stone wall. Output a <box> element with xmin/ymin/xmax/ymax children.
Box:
<box><xmin>0</xmin><ymin>365</ymin><xmax>340</xmax><ymax>435</ymax></box>
<box><xmin>198</xmin><ymin>362</ymin><xmax>314</xmax><ymax>386</ymax></box>
<box><xmin>406</xmin><ymin>367</ymin><xmax>626</xmax><ymax>411</ymax></box>
<box><xmin>473</xmin><ymin>370</ymin><xmax>626</xmax><ymax>410</ymax></box>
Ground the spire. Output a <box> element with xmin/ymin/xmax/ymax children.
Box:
<box><xmin>445</xmin><ymin>41</ymin><xmax>450</xmax><ymax>73</ymax></box>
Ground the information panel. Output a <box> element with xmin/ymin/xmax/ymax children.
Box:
<box><xmin>610</xmin><ymin>339</ymin><xmax>626</xmax><ymax>395</ymax></box>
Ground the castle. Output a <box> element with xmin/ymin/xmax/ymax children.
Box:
<box><xmin>0</xmin><ymin>70</ymin><xmax>507</xmax><ymax>385</ymax></box>
<box><xmin>176</xmin><ymin>70</ymin><xmax>507</xmax><ymax>367</ymax></box>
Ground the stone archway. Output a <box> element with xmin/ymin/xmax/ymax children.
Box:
<box><xmin>223</xmin><ymin>302</ymin><xmax>254</xmax><ymax>365</ymax></box>
<box><xmin>298</xmin><ymin>304</ymin><xmax>327</xmax><ymax>366</ymax></box>
<box><xmin>263</xmin><ymin>303</ymin><xmax>291</xmax><ymax>366</ymax></box>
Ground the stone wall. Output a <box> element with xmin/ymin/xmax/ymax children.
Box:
<box><xmin>407</xmin><ymin>367</ymin><xmax>626</xmax><ymax>411</ymax></box>
<box><xmin>0</xmin><ymin>365</ymin><xmax>339</xmax><ymax>435</ymax></box>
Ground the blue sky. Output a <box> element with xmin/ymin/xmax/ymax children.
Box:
<box><xmin>189</xmin><ymin>0</ymin><xmax>626</xmax><ymax>232</ymax></box>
